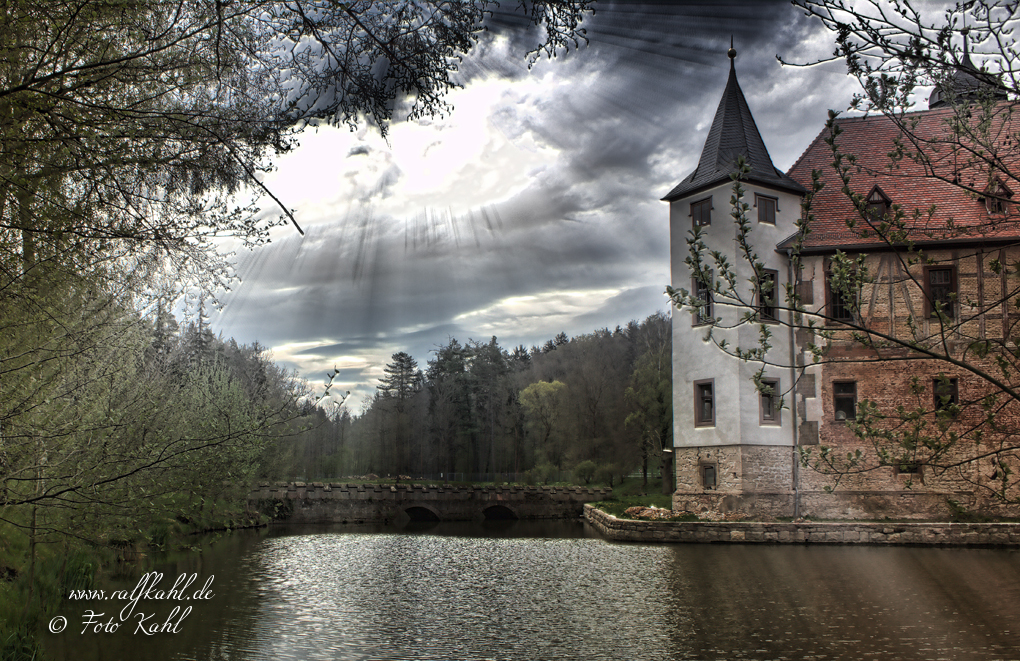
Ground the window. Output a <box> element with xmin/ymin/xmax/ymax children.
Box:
<box><xmin>692</xmin><ymin>271</ymin><xmax>713</xmax><ymax>326</ymax></box>
<box><xmin>987</xmin><ymin>195</ymin><xmax>1009</xmax><ymax>214</ymax></box>
<box><xmin>756</xmin><ymin>194</ymin><xmax>777</xmax><ymax>225</ymax></box>
<box><xmin>866</xmin><ymin>185</ymin><xmax>891</xmax><ymax>219</ymax></box>
<box><xmin>694</xmin><ymin>379</ymin><xmax>714</xmax><ymax>427</ymax></box>
<box><xmin>833</xmin><ymin>381</ymin><xmax>856</xmax><ymax>422</ymax></box>
<box><xmin>691</xmin><ymin>197</ymin><xmax>712</xmax><ymax>228</ymax></box>
<box><xmin>895</xmin><ymin>461</ymin><xmax>922</xmax><ymax>476</ymax></box>
<box><xmin>825</xmin><ymin>271</ymin><xmax>856</xmax><ymax>323</ymax></box>
<box><xmin>933</xmin><ymin>377</ymin><xmax>959</xmax><ymax>412</ymax></box>
<box><xmin>925</xmin><ymin>266</ymin><xmax>956</xmax><ymax>318</ymax></box>
<box><xmin>757</xmin><ymin>269</ymin><xmax>778</xmax><ymax>322</ymax></box>
<box><xmin>760</xmin><ymin>378</ymin><xmax>780</xmax><ymax>425</ymax></box>
<box><xmin>701</xmin><ymin>463</ymin><xmax>717</xmax><ymax>489</ymax></box>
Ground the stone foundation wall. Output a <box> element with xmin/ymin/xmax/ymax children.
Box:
<box><xmin>673</xmin><ymin>492</ymin><xmax>794</xmax><ymax>519</ymax></box>
<box><xmin>742</xmin><ymin>445</ymin><xmax>795</xmax><ymax>491</ymax></box>
<box><xmin>675</xmin><ymin>445</ymin><xmax>793</xmax><ymax>495</ymax></box>
<box><xmin>675</xmin><ymin>445</ymin><xmax>735</xmax><ymax>492</ymax></box>
<box><xmin>673</xmin><ymin>434</ymin><xmax>1020</xmax><ymax>519</ymax></box>
<box><xmin>672</xmin><ymin>489</ymin><xmax>1020</xmax><ymax>521</ymax></box>
<box><xmin>585</xmin><ymin>505</ymin><xmax>1020</xmax><ymax>546</ymax></box>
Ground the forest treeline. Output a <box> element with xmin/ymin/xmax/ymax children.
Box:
<box><xmin>278</xmin><ymin>312</ymin><xmax>673</xmax><ymax>487</ymax></box>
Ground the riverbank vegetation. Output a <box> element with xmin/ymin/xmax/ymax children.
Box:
<box><xmin>0</xmin><ymin>304</ymin><xmax>319</xmax><ymax>655</ymax></box>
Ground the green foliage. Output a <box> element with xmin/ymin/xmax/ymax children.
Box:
<box><xmin>593</xmin><ymin>464</ymin><xmax>616</xmax><ymax>488</ymax></box>
<box><xmin>0</xmin><ymin>626</ymin><xmax>41</xmax><ymax>661</ymax></box>
<box><xmin>533</xmin><ymin>463</ymin><xmax>558</xmax><ymax>486</ymax></box>
<box><xmin>573</xmin><ymin>460</ymin><xmax>597</xmax><ymax>485</ymax></box>
<box><xmin>624</xmin><ymin>315</ymin><xmax>672</xmax><ymax>485</ymax></box>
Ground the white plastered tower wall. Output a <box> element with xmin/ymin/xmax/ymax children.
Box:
<box><xmin>669</xmin><ymin>182</ymin><xmax>801</xmax><ymax>516</ymax></box>
<box><xmin>663</xmin><ymin>47</ymin><xmax>806</xmax><ymax>518</ymax></box>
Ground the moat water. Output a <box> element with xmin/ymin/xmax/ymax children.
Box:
<box><xmin>44</xmin><ymin>520</ymin><xmax>1020</xmax><ymax>660</ymax></box>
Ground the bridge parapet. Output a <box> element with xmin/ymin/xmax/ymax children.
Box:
<box><xmin>249</xmin><ymin>482</ymin><xmax>612</xmax><ymax>523</ymax></box>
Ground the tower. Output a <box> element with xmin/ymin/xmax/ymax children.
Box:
<box><xmin>664</xmin><ymin>46</ymin><xmax>805</xmax><ymax>518</ymax></box>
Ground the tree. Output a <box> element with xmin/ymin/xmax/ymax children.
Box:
<box><xmin>377</xmin><ymin>352</ymin><xmax>423</xmax><ymax>474</ymax></box>
<box><xmin>1</xmin><ymin>1</ymin><xmax>594</xmax><ymax>251</ymax></box>
<box><xmin>624</xmin><ymin>313</ymin><xmax>673</xmax><ymax>491</ymax></box>
<box><xmin>670</xmin><ymin>1</ymin><xmax>1020</xmax><ymax>508</ymax></box>
<box><xmin>380</xmin><ymin>352</ymin><xmax>423</xmax><ymax>401</ymax></box>
<box><xmin>519</xmin><ymin>380</ymin><xmax>567</xmax><ymax>468</ymax></box>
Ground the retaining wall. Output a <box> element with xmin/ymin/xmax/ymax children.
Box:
<box><xmin>585</xmin><ymin>505</ymin><xmax>1020</xmax><ymax>546</ymax></box>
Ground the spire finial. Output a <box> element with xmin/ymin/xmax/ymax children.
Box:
<box><xmin>727</xmin><ymin>36</ymin><xmax>736</xmax><ymax>68</ymax></box>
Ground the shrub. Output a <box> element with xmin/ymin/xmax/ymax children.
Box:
<box><xmin>594</xmin><ymin>464</ymin><xmax>615</xmax><ymax>487</ymax></box>
<box><xmin>573</xmin><ymin>460</ymin><xmax>597</xmax><ymax>485</ymax></box>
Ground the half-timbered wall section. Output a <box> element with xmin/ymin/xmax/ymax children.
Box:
<box><xmin>782</xmin><ymin>103</ymin><xmax>1020</xmax><ymax>518</ymax></box>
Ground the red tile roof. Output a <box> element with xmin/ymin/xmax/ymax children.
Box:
<box><xmin>783</xmin><ymin>105</ymin><xmax>1020</xmax><ymax>252</ymax></box>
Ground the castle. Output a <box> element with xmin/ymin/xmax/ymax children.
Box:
<box><xmin>667</xmin><ymin>44</ymin><xmax>1020</xmax><ymax>520</ymax></box>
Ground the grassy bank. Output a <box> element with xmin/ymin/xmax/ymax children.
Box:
<box><xmin>585</xmin><ymin>476</ymin><xmax>697</xmax><ymax>520</ymax></box>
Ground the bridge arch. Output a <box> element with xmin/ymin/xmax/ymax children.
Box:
<box><xmin>482</xmin><ymin>505</ymin><xmax>519</xmax><ymax>520</ymax></box>
<box><xmin>405</xmin><ymin>505</ymin><xmax>441</xmax><ymax>522</ymax></box>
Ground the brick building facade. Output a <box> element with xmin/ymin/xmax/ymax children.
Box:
<box><xmin>667</xmin><ymin>46</ymin><xmax>1020</xmax><ymax>520</ymax></box>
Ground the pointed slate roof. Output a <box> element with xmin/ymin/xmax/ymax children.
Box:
<box><xmin>929</xmin><ymin>35</ymin><xmax>1009</xmax><ymax>109</ymax></box>
<box><xmin>662</xmin><ymin>52</ymin><xmax>806</xmax><ymax>201</ymax></box>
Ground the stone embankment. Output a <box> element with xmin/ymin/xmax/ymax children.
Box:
<box><xmin>584</xmin><ymin>505</ymin><xmax>1020</xmax><ymax>546</ymax></box>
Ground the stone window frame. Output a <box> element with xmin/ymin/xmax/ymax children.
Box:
<box><xmin>923</xmin><ymin>264</ymin><xmax>957</xmax><ymax>319</ymax></box>
<box><xmin>759</xmin><ymin>378</ymin><xmax>781</xmax><ymax>426</ymax></box>
<box><xmin>691</xmin><ymin>269</ymin><xmax>713</xmax><ymax>327</ymax></box>
<box><xmin>691</xmin><ymin>196</ymin><xmax>713</xmax><ymax>228</ymax></box>
<box><xmin>757</xmin><ymin>269</ymin><xmax>779</xmax><ymax>323</ymax></box>
<box><xmin>694</xmin><ymin>379</ymin><xmax>715</xmax><ymax>427</ymax></box>
<box><xmin>894</xmin><ymin>460</ymin><xmax>923</xmax><ymax>478</ymax></box>
<box><xmin>755</xmin><ymin>193</ymin><xmax>778</xmax><ymax>225</ymax></box>
<box><xmin>833</xmin><ymin>380</ymin><xmax>856</xmax><ymax>423</ymax></box>
<box><xmin>700</xmin><ymin>463</ymin><xmax>718</xmax><ymax>490</ymax></box>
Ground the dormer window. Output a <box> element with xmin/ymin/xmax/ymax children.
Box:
<box><xmin>983</xmin><ymin>177</ymin><xmax>1013</xmax><ymax>215</ymax></box>
<box><xmin>865</xmin><ymin>185</ymin><xmax>891</xmax><ymax>220</ymax></box>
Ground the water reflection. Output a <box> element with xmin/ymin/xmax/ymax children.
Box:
<box><xmin>663</xmin><ymin>545</ymin><xmax>1020</xmax><ymax>659</ymax></box>
<box><xmin>43</xmin><ymin>522</ymin><xmax>1020</xmax><ymax>660</ymax></box>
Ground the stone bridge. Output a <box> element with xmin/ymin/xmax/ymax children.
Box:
<box><xmin>249</xmin><ymin>482</ymin><xmax>613</xmax><ymax>524</ymax></box>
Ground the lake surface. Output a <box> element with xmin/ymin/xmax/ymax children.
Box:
<box><xmin>44</xmin><ymin>520</ymin><xmax>1020</xmax><ymax>660</ymax></box>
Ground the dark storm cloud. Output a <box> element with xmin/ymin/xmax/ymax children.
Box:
<box><xmin>215</xmin><ymin>1</ymin><xmax>858</xmax><ymax>403</ymax></box>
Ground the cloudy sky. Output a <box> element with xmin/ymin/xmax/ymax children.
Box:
<box><xmin>210</xmin><ymin>0</ymin><xmax>864</xmax><ymax>410</ymax></box>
